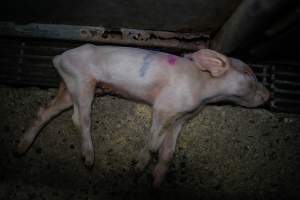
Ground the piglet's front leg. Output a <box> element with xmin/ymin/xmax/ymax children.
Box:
<box><xmin>69</xmin><ymin>81</ymin><xmax>97</xmax><ymax>167</ymax></box>
<box><xmin>152</xmin><ymin>117</ymin><xmax>186</xmax><ymax>188</ymax></box>
<box><xmin>135</xmin><ymin>105</ymin><xmax>189</xmax><ymax>188</ymax></box>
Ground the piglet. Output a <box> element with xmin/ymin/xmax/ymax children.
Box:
<box><xmin>16</xmin><ymin>44</ymin><xmax>270</xmax><ymax>188</ymax></box>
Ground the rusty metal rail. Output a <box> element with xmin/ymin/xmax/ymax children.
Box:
<box><xmin>0</xmin><ymin>22</ymin><xmax>209</xmax><ymax>51</ymax></box>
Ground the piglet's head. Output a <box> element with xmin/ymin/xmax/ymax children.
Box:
<box><xmin>186</xmin><ymin>49</ymin><xmax>270</xmax><ymax>107</ymax></box>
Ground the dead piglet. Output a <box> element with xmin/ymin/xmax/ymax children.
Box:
<box><xmin>16</xmin><ymin>44</ymin><xmax>269</xmax><ymax>188</ymax></box>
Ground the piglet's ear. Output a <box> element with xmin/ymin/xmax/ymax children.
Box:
<box><xmin>191</xmin><ymin>49</ymin><xmax>230</xmax><ymax>77</ymax></box>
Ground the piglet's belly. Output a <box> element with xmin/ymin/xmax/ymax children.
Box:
<box><xmin>95</xmin><ymin>81</ymin><xmax>162</xmax><ymax>105</ymax></box>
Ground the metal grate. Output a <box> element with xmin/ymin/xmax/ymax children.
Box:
<box><xmin>251</xmin><ymin>63</ymin><xmax>300</xmax><ymax>113</ymax></box>
<box><xmin>270</xmin><ymin>63</ymin><xmax>300</xmax><ymax>113</ymax></box>
<box><xmin>0</xmin><ymin>37</ymin><xmax>81</xmax><ymax>87</ymax></box>
<box><xmin>0</xmin><ymin>37</ymin><xmax>299</xmax><ymax>113</ymax></box>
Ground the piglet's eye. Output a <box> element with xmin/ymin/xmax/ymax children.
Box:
<box><xmin>244</xmin><ymin>70</ymin><xmax>252</xmax><ymax>76</ymax></box>
<box><xmin>243</xmin><ymin>67</ymin><xmax>254</xmax><ymax>76</ymax></box>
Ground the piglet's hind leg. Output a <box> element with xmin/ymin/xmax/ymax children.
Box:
<box><xmin>16</xmin><ymin>82</ymin><xmax>73</xmax><ymax>155</ymax></box>
<box><xmin>70</xmin><ymin>82</ymin><xmax>96</xmax><ymax>168</ymax></box>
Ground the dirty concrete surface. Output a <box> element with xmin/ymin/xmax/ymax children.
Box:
<box><xmin>0</xmin><ymin>85</ymin><xmax>299</xmax><ymax>200</ymax></box>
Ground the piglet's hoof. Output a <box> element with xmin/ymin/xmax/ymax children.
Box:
<box><xmin>152</xmin><ymin>175</ymin><xmax>164</xmax><ymax>190</ymax></box>
<box><xmin>82</xmin><ymin>156</ymin><xmax>94</xmax><ymax>169</ymax></box>
<box><xmin>14</xmin><ymin>139</ymin><xmax>31</xmax><ymax>156</ymax></box>
<box><xmin>134</xmin><ymin>148</ymin><xmax>152</xmax><ymax>173</ymax></box>
<box><xmin>81</xmin><ymin>151</ymin><xmax>94</xmax><ymax>169</ymax></box>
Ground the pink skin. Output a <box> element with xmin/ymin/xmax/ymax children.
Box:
<box><xmin>167</xmin><ymin>54</ymin><xmax>177</xmax><ymax>65</ymax></box>
<box><xmin>16</xmin><ymin>45</ymin><xmax>270</xmax><ymax>188</ymax></box>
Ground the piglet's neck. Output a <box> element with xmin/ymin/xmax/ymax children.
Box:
<box><xmin>199</xmin><ymin>75</ymin><xmax>230</xmax><ymax>104</ymax></box>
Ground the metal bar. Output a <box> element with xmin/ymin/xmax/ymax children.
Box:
<box><xmin>251</xmin><ymin>65</ymin><xmax>269</xmax><ymax>69</ymax></box>
<box><xmin>252</xmin><ymin>72</ymin><xmax>271</xmax><ymax>78</ymax></box>
<box><xmin>0</xmin><ymin>54</ymin><xmax>52</xmax><ymax>60</ymax></box>
<box><xmin>272</xmin><ymin>98</ymin><xmax>300</xmax><ymax>105</ymax></box>
<box><xmin>21</xmin><ymin>63</ymin><xmax>53</xmax><ymax>68</ymax></box>
<box><xmin>275</xmin><ymin>71</ymin><xmax>300</xmax><ymax>77</ymax></box>
<box><xmin>274</xmin><ymin>80</ymin><xmax>300</xmax><ymax>87</ymax></box>
<box><xmin>211</xmin><ymin>0</ymin><xmax>292</xmax><ymax>54</ymax></box>
<box><xmin>0</xmin><ymin>22</ymin><xmax>209</xmax><ymax>51</ymax></box>
<box><xmin>271</xmin><ymin>87</ymin><xmax>300</xmax><ymax>95</ymax></box>
<box><xmin>265</xmin><ymin>7</ymin><xmax>300</xmax><ymax>37</ymax></box>
<box><xmin>271</xmin><ymin>106</ymin><xmax>300</xmax><ymax>113</ymax></box>
<box><xmin>21</xmin><ymin>54</ymin><xmax>53</xmax><ymax>60</ymax></box>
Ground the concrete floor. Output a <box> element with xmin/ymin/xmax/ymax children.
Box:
<box><xmin>0</xmin><ymin>85</ymin><xmax>300</xmax><ymax>200</ymax></box>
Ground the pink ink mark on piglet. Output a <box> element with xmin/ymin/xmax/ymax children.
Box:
<box><xmin>167</xmin><ymin>55</ymin><xmax>177</xmax><ymax>65</ymax></box>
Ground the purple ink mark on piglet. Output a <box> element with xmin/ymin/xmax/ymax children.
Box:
<box><xmin>167</xmin><ymin>55</ymin><xmax>177</xmax><ymax>65</ymax></box>
<box><xmin>139</xmin><ymin>52</ymin><xmax>157</xmax><ymax>77</ymax></box>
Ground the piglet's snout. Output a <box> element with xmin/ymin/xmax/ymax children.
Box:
<box><xmin>256</xmin><ymin>84</ymin><xmax>270</xmax><ymax>104</ymax></box>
